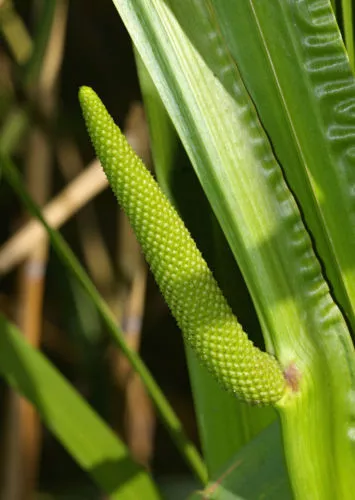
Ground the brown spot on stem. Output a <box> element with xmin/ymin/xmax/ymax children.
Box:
<box><xmin>284</xmin><ymin>362</ymin><xmax>301</xmax><ymax>392</ymax></box>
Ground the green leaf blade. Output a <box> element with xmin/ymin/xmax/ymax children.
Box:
<box><xmin>0</xmin><ymin>314</ymin><xmax>161</xmax><ymax>500</ymax></box>
<box><xmin>212</xmin><ymin>0</ymin><xmax>355</xmax><ymax>333</ymax></box>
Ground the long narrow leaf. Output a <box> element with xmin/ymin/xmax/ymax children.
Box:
<box><xmin>212</xmin><ymin>0</ymin><xmax>355</xmax><ymax>332</ymax></box>
<box><xmin>0</xmin><ymin>314</ymin><xmax>160</xmax><ymax>500</ymax></box>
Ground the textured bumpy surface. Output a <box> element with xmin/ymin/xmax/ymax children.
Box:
<box><xmin>79</xmin><ymin>86</ymin><xmax>286</xmax><ymax>405</ymax></box>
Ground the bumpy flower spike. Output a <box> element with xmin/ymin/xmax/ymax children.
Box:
<box><xmin>79</xmin><ymin>86</ymin><xmax>286</xmax><ymax>405</ymax></box>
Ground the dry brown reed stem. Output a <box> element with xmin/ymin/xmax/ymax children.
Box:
<box><xmin>56</xmin><ymin>103</ymin><xmax>150</xmax><ymax>300</ymax></box>
<box><xmin>112</xmin><ymin>214</ymin><xmax>156</xmax><ymax>467</ymax></box>
<box><xmin>0</xmin><ymin>293</ymin><xmax>78</xmax><ymax>365</ymax></box>
<box><xmin>0</xmin><ymin>102</ymin><xmax>148</xmax><ymax>278</ymax></box>
<box><xmin>0</xmin><ymin>160</ymin><xmax>107</xmax><ymax>275</ymax></box>
<box><xmin>15</xmin><ymin>126</ymin><xmax>52</xmax><ymax>500</ymax></box>
<box><xmin>115</xmin><ymin>238</ymin><xmax>156</xmax><ymax>466</ymax></box>
<box><xmin>56</xmin><ymin>139</ymin><xmax>115</xmax><ymax>296</ymax></box>
<box><xmin>1</xmin><ymin>2</ymin><xmax>69</xmax><ymax>499</ymax></box>
<box><xmin>115</xmin><ymin>217</ymin><xmax>147</xmax><ymax>376</ymax></box>
<box><xmin>110</xmin><ymin>103</ymin><xmax>155</xmax><ymax>467</ymax></box>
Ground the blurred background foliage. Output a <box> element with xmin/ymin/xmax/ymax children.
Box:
<box><xmin>0</xmin><ymin>0</ymin><xmax>204</xmax><ymax>497</ymax></box>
